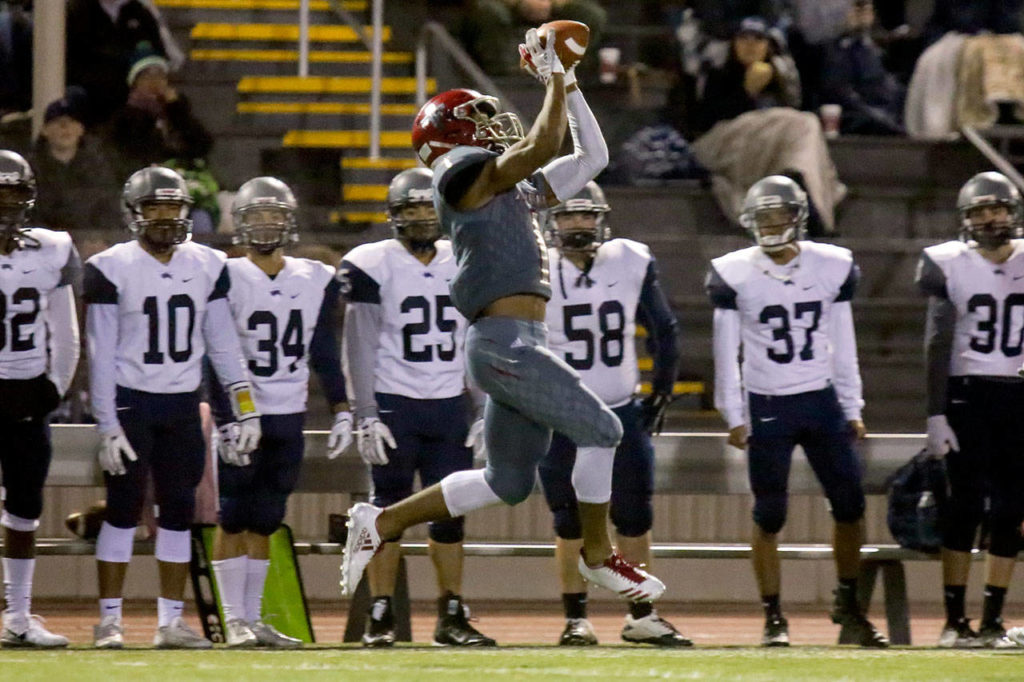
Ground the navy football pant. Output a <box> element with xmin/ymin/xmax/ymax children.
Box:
<box><xmin>0</xmin><ymin>375</ymin><xmax>59</xmax><ymax>521</ymax></box>
<box><xmin>538</xmin><ymin>399</ymin><xmax>655</xmax><ymax>539</ymax></box>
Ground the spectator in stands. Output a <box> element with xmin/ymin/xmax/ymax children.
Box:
<box><xmin>461</xmin><ymin>0</ymin><xmax>606</xmax><ymax>76</ymax></box>
<box><xmin>66</xmin><ymin>0</ymin><xmax>170</xmax><ymax>124</ymax></box>
<box><xmin>819</xmin><ymin>0</ymin><xmax>906</xmax><ymax>135</ymax></box>
<box><xmin>29</xmin><ymin>91</ymin><xmax>121</xmax><ymax>233</ymax></box>
<box><xmin>691</xmin><ymin>17</ymin><xmax>845</xmax><ymax>235</ymax></box>
<box><xmin>0</xmin><ymin>0</ymin><xmax>32</xmax><ymax>115</ymax></box>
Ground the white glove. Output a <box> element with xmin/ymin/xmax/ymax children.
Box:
<box><xmin>926</xmin><ymin>415</ymin><xmax>960</xmax><ymax>456</ymax></box>
<box><xmin>226</xmin><ymin>381</ymin><xmax>261</xmax><ymax>459</ymax></box>
<box><xmin>327</xmin><ymin>411</ymin><xmax>354</xmax><ymax>460</ymax></box>
<box><xmin>216</xmin><ymin>422</ymin><xmax>250</xmax><ymax>467</ymax></box>
<box><xmin>518</xmin><ymin>27</ymin><xmax>564</xmax><ymax>84</ymax></box>
<box><xmin>98</xmin><ymin>428</ymin><xmax>138</xmax><ymax>476</ymax></box>
<box><xmin>464</xmin><ymin>418</ymin><xmax>486</xmax><ymax>459</ymax></box>
<box><xmin>236</xmin><ymin>415</ymin><xmax>261</xmax><ymax>459</ymax></box>
<box><xmin>357</xmin><ymin>416</ymin><xmax>396</xmax><ymax>466</ymax></box>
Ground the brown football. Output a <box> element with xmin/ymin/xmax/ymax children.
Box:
<box><xmin>538</xmin><ymin>20</ymin><xmax>590</xmax><ymax>70</ymax></box>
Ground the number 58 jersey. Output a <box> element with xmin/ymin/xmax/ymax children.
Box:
<box><xmin>339</xmin><ymin>239</ymin><xmax>467</xmax><ymax>400</ymax></box>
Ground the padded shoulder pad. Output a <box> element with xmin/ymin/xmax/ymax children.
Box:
<box><xmin>338</xmin><ymin>242</ymin><xmax>389</xmax><ymax>304</ymax></box>
<box><xmin>916</xmin><ymin>248</ymin><xmax>950</xmax><ymax>298</ymax></box>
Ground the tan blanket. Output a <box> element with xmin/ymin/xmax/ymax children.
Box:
<box><xmin>957</xmin><ymin>33</ymin><xmax>1024</xmax><ymax>129</ymax></box>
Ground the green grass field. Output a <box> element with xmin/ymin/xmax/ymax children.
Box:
<box><xmin>3</xmin><ymin>646</ymin><xmax>1024</xmax><ymax>681</ymax></box>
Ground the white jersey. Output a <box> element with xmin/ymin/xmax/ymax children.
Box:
<box><xmin>918</xmin><ymin>239</ymin><xmax>1024</xmax><ymax>377</ymax></box>
<box><xmin>339</xmin><ymin>239</ymin><xmax>467</xmax><ymax>403</ymax></box>
<box><xmin>546</xmin><ymin>239</ymin><xmax>651</xmax><ymax>407</ymax></box>
<box><xmin>708</xmin><ymin>241</ymin><xmax>862</xmax><ymax>408</ymax></box>
<box><xmin>84</xmin><ymin>240</ymin><xmax>230</xmax><ymax>394</ymax></box>
<box><xmin>225</xmin><ymin>256</ymin><xmax>338</xmax><ymax>414</ymax></box>
<box><xmin>0</xmin><ymin>228</ymin><xmax>79</xmax><ymax>380</ymax></box>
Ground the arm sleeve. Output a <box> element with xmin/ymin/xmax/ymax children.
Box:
<box><xmin>309</xmin><ymin>277</ymin><xmax>347</xmax><ymax>407</ymax></box>
<box><xmin>86</xmin><ymin>304</ymin><xmax>120</xmax><ymax>435</ymax></box>
<box><xmin>924</xmin><ymin>296</ymin><xmax>956</xmax><ymax>416</ymax></box>
<box><xmin>829</xmin><ymin>300</ymin><xmax>864</xmax><ymax>421</ymax></box>
<box><xmin>341</xmin><ymin>301</ymin><xmax>383</xmax><ymax>419</ymax></box>
<box><xmin>635</xmin><ymin>259</ymin><xmax>680</xmax><ymax>396</ymax></box>
<box><xmin>202</xmin><ymin>356</ymin><xmax>234</xmax><ymax>426</ymax></box>
<box><xmin>539</xmin><ymin>88</ymin><xmax>609</xmax><ymax>202</ymax></box>
<box><xmin>835</xmin><ymin>262</ymin><xmax>860</xmax><ymax>302</ymax></box>
<box><xmin>202</xmin><ymin>297</ymin><xmax>248</xmax><ymax>388</ymax></box>
<box><xmin>712</xmin><ymin>308</ymin><xmax>745</xmax><ymax>429</ymax></box>
<box><xmin>45</xmin><ymin>285</ymin><xmax>80</xmax><ymax>396</ymax></box>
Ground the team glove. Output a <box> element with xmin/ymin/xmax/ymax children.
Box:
<box><xmin>464</xmin><ymin>418</ymin><xmax>486</xmax><ymax>459</ymax></box>
<box><xmin>216</xmin><ymin>422</ymin><xmax>250</xmax><ymax>467</ymax></box>
<box><xmin>926</xmin><ymin>414</ymin><xmax>959</xmax><ymax>456</ymax></box>
<box><xmin>228</xmin><ymin>381</ymin><xmax>262</xmax><ymax>457</ymax></box>
<box><xmin>639</xmin><ymin>392</ymin><xmax>674</xmax><ymax>435</ymax></box>
<box><xmin>98</xmin><ymin>427</ymin><xmax>138</xmax><ymax>476</ymax></box>
<box><xmin>357</xmin><ymin>416</ymin><xmax>396</xmax><ymax>466</ymax></box>
<box><xmin>327</xmin><ymin>411</ymin><xmax>354</xmax><ymax>460</ymax></box>
<box><xmin>518</xmin><ymin>27</ymin><xmax>565</xmax><ymax>84</ymax></box>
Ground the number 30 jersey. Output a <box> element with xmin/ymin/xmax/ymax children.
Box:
<box><xmin>339</xmin><ymin>239</ymin><xmax>467</xmax><ymax>415</ymax></box>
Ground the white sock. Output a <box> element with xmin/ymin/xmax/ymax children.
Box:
<box><xmin>2</xmin><ymin>557</ymin><xmax>34</xmax><ymax>625</ymax></box>
<box><xmin>99</xmin><ymin>597</ymin><xmax>123</xmax><ymax>622</ymax></box>
<box><xmin>245</xmin><ymin>558</ymin><xmax>270</xmax><ymax>624</ymax></box>
<box><xmin>157</xmin><ymin>597</ymin><xmax>184</xmax><ymax>627</ymax></box>
<box><xmin>212</xmin><ymin>556</ymin><xmax>247</xmax><ymax>623</ymax></box>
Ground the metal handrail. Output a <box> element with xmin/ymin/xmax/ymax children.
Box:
<box><xmin>415</xmin><ymin>21</ymin><xmax>520</xmax><ymax>117</ymax></box>
<box><xmin>961</xmin><ymin>125</ymin><xmax>1024</xmax><ymax>192</ymax></box>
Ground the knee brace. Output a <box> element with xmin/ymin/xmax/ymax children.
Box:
<box><xmin>155</xmin><ymin>527</ymin><xmax>191</xmax><ymax>563</ymax></box>
<box><xmin>428</xmin><ymin>516</ymin><xmax>465</xmax><ymax>544</ymax></box>
<box><xmin>248</xmin><ymin>494</ymin><xmax>288</xmax><ymax>537</ymax></box>
<box><xmin>827</xmin><ymin>482</ymin><xmax>866</xmax><ymax>524</ymax></box>
<box><xmin>551</xmin><ymin>501</ymin><xmax>582</xmax><ymax>540</ymax></box>
<box><xmin>156</xmin><ymin>488</ymin><xmax>196</xmax><ymax>532</ymax></box>
<box><xmin>988</xmin><ymin>516</ymin><xmax>1022</xmax><ymax>558</ymax></box>
<box><xmin>0</xmin><ymin>510</ymin><xmax>39</xmax><ymax>532</ymax></box>
<box><xmin>571</xmin><ymin>446</ymin><xmax>613</xmax><ymax>504</ymax></box>
<box><xmin>96</xmin><ymin>522</ymin><xmax>135</xmax><ymax>563</ymax></box>
<box><xmin>610</xmin><ymin>494</ymin><xmax>653</xmax><ymax>538</ymax></box>
<box><xmin>753</xmin><ymin>493</ymin><xmax>788</xmax><ymax>535</ymax></box>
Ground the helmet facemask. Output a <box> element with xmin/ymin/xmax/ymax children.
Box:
<box><xmin>390</xmin><ymin>201</ymin><xmax>441</xmax><ymax>254</ymax></box>
<box><xmin>0</xmin><ymin>183</ymin><xmax>34</xmax><ymax>247</ymax></box>
<box><xmin>234</xmin><ymin>204</ymin><xmax>297</xmax><ymax>255</ymax></box>
<box><xmin>548</xmin><ymin>208</ymin><xmax>608</xmax><ymax>255</ymax></box>
<box><xmin>741</xmin><ymin>203</ymin><xmax>806</xmax><ymax>254</ymax></box>
<box><xmin>130</xmin><ymin>199</ymin><xmax>192</xmax><ymax>254</ymax></box>
<box><xmin>961</xmin><ymin>200</ymin><xmax>1021</xmax><ymax>250</ymax></box>
<box><xmin>453</xmin><ymin>95</ymin><xmax>524</xmax><ymax>153</ymax></box>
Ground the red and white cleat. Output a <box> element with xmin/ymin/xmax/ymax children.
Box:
<box><xmin>340</xmin><ymin>502</ymin><xmax>383</xmax><ymax>596</ymax></box>
<box><xmin>577</xmin><ymin>551</ymin><xmax>666</xmax><ymax>602</ymax></box>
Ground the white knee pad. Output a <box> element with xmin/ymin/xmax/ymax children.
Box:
<box><xmin>0</xmin><ymin>511</ymin><xmax>39</xmax><ymax>532</ymax></box>
<box><xmin>572</xmin><ymin>446</ymin><xmax>614</xmax><ymax>504</ymax></box>
<box><xmin>155</xmin><ymin>527</ymin><xmax>192</xmax><ymax>564</ymax></box>
<box><xmin>440</xmin><ymin>469</ymin><xmax>501</xmax><ymax>517</ymax></box>
<box><xmin>96</xmin><ymin>522</ymin><xmax>136</xmax><ymax>563</ymax></box>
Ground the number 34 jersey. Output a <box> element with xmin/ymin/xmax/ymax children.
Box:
<box><xmin>706</xmin><ymin>241</ymin><xmax>859</xmax><ymax>396</ymax></box>
<box><xmin>339</xmin><ymin>239</ymin><xmax>467</xmax><ymax>400</ymax></box>
<box><xmin>917</xmin><ymin>239</ymin><xmax>1024</xmax><ymax>377</ymax></box>
<box><xmin>224</xmin><ymin>256</ymin><xmax>338</xmax><ymax>414</ymax></box>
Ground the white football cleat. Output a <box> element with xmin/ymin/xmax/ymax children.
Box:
<box><xmin>93</xmin><ymin>614</ymin><xmax>124</xmax><ymax>649</ymax></box>
<box><xmin>340</xmin><ymin>502</ymin><xmax>383</xmax><ymax>596</ymax></box>
<box><xmin>1006</xmin><ymin>626</ymin><xmax>1024</xmax><ymax>648</ymax></box>
<box><xmin>224</xmin><ymin>618</ymin><xmax>258</xmax><ymax>648</ymax></box>
<box><xmin>154</xmin><ymin>616</ymin><xmax>213</xmax><ymax>649</ymax></box>
<box><xmin>621</xmin><ymin>612</ymin><xmax>693</xmax><ymax>647</ymax></box>
<box><xmin>251</xmin><ymin>621</ymin><xmax>302</xmax><ymax>648</ymax></box>
<box><xmin>1</xmin><ymin>613</ymin><xmax>68</xmax><ymax>648</ymax></box>
<box><xmin>577</xmin><ymin>551</ymin><xmax>665</xmax><ymax>602</ymax></box>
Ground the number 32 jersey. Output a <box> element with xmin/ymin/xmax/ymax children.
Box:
<box><xmin>339</xmin><ymin>239</ymin><xmax>467</xmax><ymax>402</ymax></box>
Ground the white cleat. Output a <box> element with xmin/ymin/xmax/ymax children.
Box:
<box><xmin>1</xmin><ymin>613</ymin><xmax>68</xmax><ymax>648</ymax></box>
<box><xmin>93</xmin><ymin>615</ymin><xmax>124</xmax><ymax>649</ymax></box>
<box><xmin>937</xmin><ymin>619</ymin><xmax>982</xmax><ymax>649</ymax></box>
<box><xmin>577</xmin><ymin>551</ymin><xmax>665</xmax><ymax>602</ymax></box>
<box><xmin>153</xmin><ymin>616</ymin><xmax>213</xmax><ymax>649</ymax></box>
<box><xmin>621</xmin><ymin>612</ymin><xmax>693</xmax><ymax>647</ymax></box>
<box><xmin>224</xmin><ymin>618</ymin><xmax>258</xmax><ymax>648</ymax></box>
<box><xmin>340</xmin><ymin>502</ymin><xmax>383</xmax><ymax>596</ymax></box>
<box><xmin>251</xmin><ymin>621</ymin><xmax>302</xmax><ymax>648</ymax></box>
<box><xmin>1006</xmin><ymin>626</ymin><xmax>1024</xmax><ymax>648</ymax></box>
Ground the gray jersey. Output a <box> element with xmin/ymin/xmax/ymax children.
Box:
<box><xmin>433</xmin><ymin>146</ymin><xmax>551</xmax><ymax>321</ymax></box>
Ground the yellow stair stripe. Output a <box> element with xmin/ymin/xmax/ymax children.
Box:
<box><xmin>333</xmin><ymin>210</ymin><xmax>387</xmax><ymax>223</ymax></box>
<box><xmin>238</xmin><ymin>76</ymin><xmax>430</xmax><ymax>94</ymax></box>
<box><xmin>341</xmin><ymin>157</ymin><xmax>418</xmax><ymax>170</ymax></box>
<box><xmin>342</xmin><ymin>185</ymin><xmax>389</xmax><ymax>201</ymax></box>
<box><xmin>638</xmin><ymin>357</ymin><xmax>653</xmax><ymax>371</ymax></box>
<box><xmin>158</xmin><ymin>0</ymin><xmax>365</xmax><ymax>9</ymax></box>
<box><xmin>638</xmin><ymin>381</ymin><xmax>705</xmax><ymax>396</ymax></box>
<box><xmin>283</xmin><ymin>130</ymin><xmax>411</xmax><ymax>148</ymax></box>
<box><xmin>192</xmin><ymin>23</ymin><xmax>390</xmax><ymax>42</ymax></box>
<box><xmin>192</xmin><ymin>48</ymin><xmax>412</xmax><ymax>63</ymax></box>
<box><xmin>238</xmin><ymin>101</ymin><xmax>417</xmax><ymax>115</ymax></box>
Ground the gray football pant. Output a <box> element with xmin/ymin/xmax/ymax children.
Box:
<box><xmin>465</xmin><ymin>316</ymin><xmax>623</xmax><ymax>505</ymax></box>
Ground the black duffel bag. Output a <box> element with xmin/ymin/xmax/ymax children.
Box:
<box><xmin>886</xmin><ymin>449</ymin><xmax>949</xmax><ymax>553</ymax></box>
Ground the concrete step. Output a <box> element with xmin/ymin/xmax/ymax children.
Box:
<box><xmin>182</xmin><ymin>48</ymin><xmax>413</xmax><ymax>77</ymax></box>
<box><xmin>157</xmin><ymin>0</ymin><xmax>366</xmax><ymax>9</ymax></box>
<box><xmin>234</xmin><ymin>101</ymin><xmax>417</xmax><ymax>134</ymax></box>
<box><xmin>282</xmin><ymin>129</ymin><xmax>411</xmax><ymax>148</ymax></box>
<box><xmin>237</xmin><ymin>75</ymin><xmax>430</xmax><ymax>95</ymax></box>
<box><xmin>191</xmin><ymin>22</ymin><xmax>390</xmax><ymax>43</ymax></box>
<box><xmin>158</xmin><ymin>1</ymin><xmax>367</xmax><ymax>28</ymax></box>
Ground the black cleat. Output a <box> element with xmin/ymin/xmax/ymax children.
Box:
<box><xmin>559</xmin><ymin>618</ymin><xmax>598</xmax><ymax>646</ymax></box>
<box><xmin>762</xmin><ymin>614</ymin><xmax>790</xmax><ymax>647</ymax></box>
<box><xmin>832</xmin><ymin>605</ymin><xmax>888</xmax><ymax>647</ymax></box>
<box><xmin>433</xmin><ymin>598</ymin><xmax>496</xmax><ymax>647</ymax></box>
<box><xmin>621</xmin><ymin>612</ymin><xmax>693</xmax><ymax>647</ymax></box>
<box><xmin>362</xmin><ymin>599</ymin><xmax>395</xmax><ymax>648</ymax></box>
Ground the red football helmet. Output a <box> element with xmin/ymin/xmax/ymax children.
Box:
<box><xmin>411</xmin><ymin>88</ymin><xmax>524</xmax><ymax>168</ymax></box>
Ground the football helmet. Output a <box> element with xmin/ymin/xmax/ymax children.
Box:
<box><xmin>956</xmin><ymin>171</ymin><xmax>1023</xmax><ymax>249</ymax></box>
<box><xmin>231</xmin><ymin>176</ymin><xmax>299</xmax><ymax>254</ymax></box>
<box><xmin>545</xmin><ymin>181</ymin><xmax>610</xmax><ymax>254</ymax></box>
<box><xmin>0</xmin><ymin>150</ymin><xmax>36</xmax><ymax>244</ymax></box>
<box><xmin>739</xmin><ymin>175</ymin><xmax>808</xmax><ymax>253</ymax></box>
<box><xmin>411</xmin><ymin>88</ymin><xmax>524</xmax><ymax>168</ymax></box>
<box><xmin>387</xmin><ymin>167</ymin><xmax>440</xmax><ymax>254</ymax></box>
<box><xmin>123</xmin><ymin>166</ymin><xmax>193</xmax><ymax>253</ymax></box>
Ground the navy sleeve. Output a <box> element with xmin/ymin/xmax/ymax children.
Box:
<box><xmin>835</xmin><ymin>262</ymin><xmax>860</xmax><ymax>302</ymax></box>
<box><xmin>208</xmin><ymin>264</ymin><xmax>230</xmax><ymax>301</ymax></box>
<box><xmin>915</xmin><ymin>252</ymin><xmax>949</xmax><ymax>299</ymax></box>
<box><xmin>202</xmin><ymin>356</ymin><xmax>234</xmax><ymax>426</ymax></box>
<box><xmin>704</xmin><ymin>265</ymin><xmax>738</xmax><ymax>310</ymax></box>
<box><xmin>82</xmin><ymin>262</ymin><xmax>118</xmax><ymax>304</ymax></box>
<box><xmin>636</xmin><ymin>259</ymin><xmax>681</xmax><ymax>396</ymax></box>
<box><xmin>59</xmin><ymin>243</ymin><xmax>83</xmax><ymax>289</ymax></box>
<box><xmin>338</xmin><ymin>260</ymin><xmax>381</xmax><ymax>304</ymax></box>
<box><xmin>309</xmin><ymin>277</ymin><xmax>347</xmax><ymax>406</ymax></box>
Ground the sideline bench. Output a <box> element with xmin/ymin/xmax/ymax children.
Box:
<box><xmin>8</xmin><ymin>426</ymin><xmax>933</xmax><ymax>644</ymax></box>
